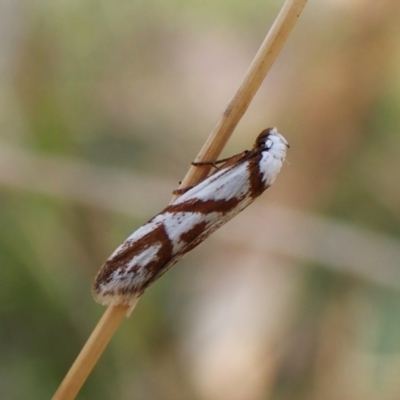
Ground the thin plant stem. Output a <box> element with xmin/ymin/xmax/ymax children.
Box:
<box><xmin>52</xmin><ymin>303</ymin><xmax>134</xmax><ymax>400</ymax></box>
<box><xmin>52</xmin><ymin>0</ymin><xmax>308</xmax><ymax>398</ymax></box>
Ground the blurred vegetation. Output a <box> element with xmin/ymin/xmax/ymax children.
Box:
<box><xmin>1</xmin><ymin>0</ymin><xmax>400</xmax><ymax>399</ymax></box>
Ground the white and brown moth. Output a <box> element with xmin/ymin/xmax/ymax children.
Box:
<box><xmin>93</xmin><ymin>127</ymin><xmax>289</xmax><ymax>309</ymax></box>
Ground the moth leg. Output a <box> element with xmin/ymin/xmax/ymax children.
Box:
<box><xmin>172</xmin><ymin>186</ymin><xmax>194</xmax><ymax>195</ymax></box>
<box><xmin>192</xmin><ymin>157</ymin><xmax>232</xmax><ymax>169</ymax></box>
<box><xmin>174</xmin><ymin>154</ymin><xmax>237</xmax><ymax>195</ymax></box>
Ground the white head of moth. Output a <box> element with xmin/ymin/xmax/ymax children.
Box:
<box><xmin>93</xmin><ymin>127</ymin><xmax>289</xmax><ymax>311</ymax></box>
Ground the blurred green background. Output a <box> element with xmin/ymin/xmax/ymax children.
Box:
<box><xmin>1</xmin><ymin>0</ymin><xmax>400</xmax><ymax>399</ymax></box>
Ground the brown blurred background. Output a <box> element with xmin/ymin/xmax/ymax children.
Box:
<box><xmin>1</xmin><ymin>0</ymin><xmax>400</xmax><ymax>399</ymax></box>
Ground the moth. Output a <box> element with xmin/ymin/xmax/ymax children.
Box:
<box><xmin>93</xmin><ymin>127</ymin><xmax>289</xmax><ymax>310</ymax></box>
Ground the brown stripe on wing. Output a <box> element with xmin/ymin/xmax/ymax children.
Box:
<box><xmin>167</xmin><ymin>196</ymin><xmax>244</xmax><ymax>215</ymax></box>
<box><xmin>93</xmin><ymin>221</ymin><xmax>174</xmax><ymax>294</ymax></box>
<box><xmin>139</xmin><ymin>222</ymin><xmax>211</xmax><ymax>292</ymax></box>
<box><xmin>247</xmin><ymin>152</ymin><xmax>268</xmax><ymax>198</ymax></box>
<box><xmin>179</xmin><ymin>221</ymin><xmax>209</xmax><ymax>245</ymax></box>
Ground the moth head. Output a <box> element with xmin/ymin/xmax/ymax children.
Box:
<box><xmin>255</xmin><ymin>127</ymin><xmax>289</xmax><ymax>158</ymax></box>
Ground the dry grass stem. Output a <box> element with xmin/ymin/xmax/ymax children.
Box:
<box><xmin>52</xmin><ymin>0</ymin><xmax>308</xmax><ymax>398</ymax></box>
<box><xmin>52</xmin><ymin>302</ymin><xmax>136</xmax><ymax>400</ymax></box>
